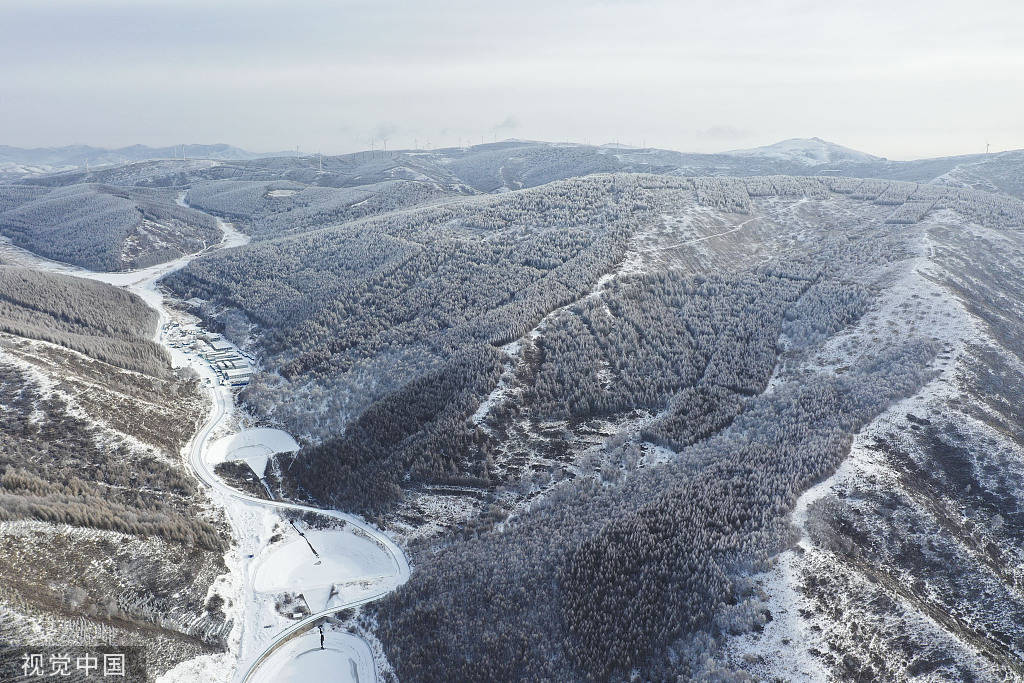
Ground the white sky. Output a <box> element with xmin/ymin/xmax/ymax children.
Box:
<box><xmin>1</xmin><ymin>0</ymin><xmax>1021</xmax><ymax>160</ymax></box>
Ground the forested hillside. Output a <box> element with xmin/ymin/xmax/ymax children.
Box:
<box><xmin>8</xmin><ymin>142</ymin><xmax>1020</xmax><ymax>247</ymax></box>
<box><xmin>160</xmin><ymin>167</ymin><xmax>1024</xmax><ymax>679</ymax></box>
<box><xmin>184</xmin><ymin>178</ymin><xmax>454</xmax><ymax>238</ymax></box>
<box><xmin>0</xmin><ymin>266</ymin><xmax>170</xmax><ymax>376</ymax></box>
<box><xmin>166</xmin><ymin>173</ymin><xmax>1023</xmax><ymax>447</ymax></box>
<box><xmin>365</xmin><ymin>179</ymin><xmax>1024</xmax><ymax>680</ymax></box>
<box><xmin>4</xmin><ymin>141</ymin><xmax>1020</xmax><ymax>272</ymax></box>
<box><xmin>4</xmin><ymin>142</ymin><xmax>1024</xmax><ymax>679</ymax></box>
<box><xmin>0</xmin><ymin>183</ymin><xmax>220</xmax><ymax>270</ymax></box>
<box><xmin>0</xmin><ymin>360</ymin><xmax>218</xmax><ymax>548</ymax></box>
<box><xmin>166</xmin><ymin>175</ymin><xmax>646</xmax><ymax>439</ymax></box>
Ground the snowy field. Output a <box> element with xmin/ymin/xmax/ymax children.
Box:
<box><xmin>254</xmin><ymin>526</ymin><xmax>395</xmax><ymax>610</ymax></box>
<box><xmin>207</xmin><ymin>428</ymin><xmax>299</xmax><ymax>477</ymax></box>
<box><xmin>248</xmin><ymin>628</ymin><xmax>374</xmax><ymax>683</ymax></box>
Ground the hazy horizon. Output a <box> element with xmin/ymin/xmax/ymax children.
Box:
<box><xmin>2</xmin><ymin>136</ymin><xmax>1020</xmax><ymax>164</ymax></box>
<box><xmin>2</xmin><ymin>0</ymin><xmax>1022</xmax><ymax>161</ymax></box>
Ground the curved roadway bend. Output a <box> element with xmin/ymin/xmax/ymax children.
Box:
<box><xmin>188</xmin><ymin>372</ymin><xmax>410</xmax><ymax>682</ymax></box>
<box><xmin>4</xmin><ymin>215</ymin><xmax>410</xmax><ymax>682</ymax></box>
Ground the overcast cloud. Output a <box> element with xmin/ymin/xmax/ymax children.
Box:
<box><xmin>1</xmin><ymin>0</ymin><xmax>1021</xmax><ymax>159</ymax></box>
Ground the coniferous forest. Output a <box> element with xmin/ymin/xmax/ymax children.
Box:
<box><xmin>3</xmin><ymin>142</ymin><xmax>1024</xmax><ymax>680</ymax></box>
<box><xmin>159</xmin><ymin>165</ymin><xmax>1024</xmax><ymax>679</ymax></box>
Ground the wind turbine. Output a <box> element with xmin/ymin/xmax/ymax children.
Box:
<box><xmin>986</xmin><ymin>141</ymin><xmax>991</xmax><ymax>154</ymax></box>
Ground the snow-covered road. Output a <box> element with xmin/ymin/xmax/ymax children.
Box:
<box><xmin>8</xmin><ymin>213</ymin><xmax>409</xmax><ymax>682</ymax></box>
<box><xmin>183</xmin><ymin>365</ymin><xmax>409</xmax><ymax>682</ymax></box>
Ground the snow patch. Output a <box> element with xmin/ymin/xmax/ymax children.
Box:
<box><xmin>247</xmin><ymin>627</ymin><xmax>374</xmax><ymax>683</ymax></box>
<box><xmin>252</xmin><ymin>527</ymin><xmax>394</xmax><ymax>606</ymax></box>
<box><xmin>207</xmin><ymin>428</ymin><xmax>299</xmax><ymax>477</ymax></box>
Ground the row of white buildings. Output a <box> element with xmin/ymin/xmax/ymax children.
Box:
<box><xmin>199</xmin><ymin>336</ymin><xmax>254</xmax><ymax>386</ymax></box>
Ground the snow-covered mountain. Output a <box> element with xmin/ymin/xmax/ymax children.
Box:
<box><xmin>723</xmin><ymin>137</ymin><xmax>884</xmax><ymax>165</ymax></box>
<box><xmin>0</xmin><ymin>143</ymin><xmax>282</xmax><ymax>179</ymax></box>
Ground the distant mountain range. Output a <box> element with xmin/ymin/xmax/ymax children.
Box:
<box><xmin>0</xmin><ymin>143</ymin><xmax>286</xmax><ymax>178</ymax></box>
<box><xmin>0</xmin><ymin>137</ymin><xmax>918</xmax><ymax>177</ymax></box>
<box><xmin>2</xmin><ymin>138</ymin><xmax>1021</xmax><ymax>202</ymax></box>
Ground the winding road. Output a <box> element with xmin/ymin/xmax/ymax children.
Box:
<box><xmin>3</xmin><ymin>214</ymin><xmax>410</xmax><ymax>682</ymax></box>
<box><xmin>186</xmin><ymin>356</ymin><xmax>409</xmax><ymax>682</ymax></box>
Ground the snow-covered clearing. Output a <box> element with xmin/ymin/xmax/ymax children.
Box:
<box><xmin>207</xmin><ymin>428</ymin><xmax>299</xmax><ymax>478</ymax></box>
<box><xmin>247</xmin><ymin>628</ymin><xmax>374</xmax><ymax>683</ymax></box>
<box><xmin>638</xmin><ymin>212</ymin><xmax>759</xmax><ymax>253</ymax></box>
<box><xmin>253</xmin><ymin>527</ymin><xmax>394</xmax><ymax>607</ymax></box>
